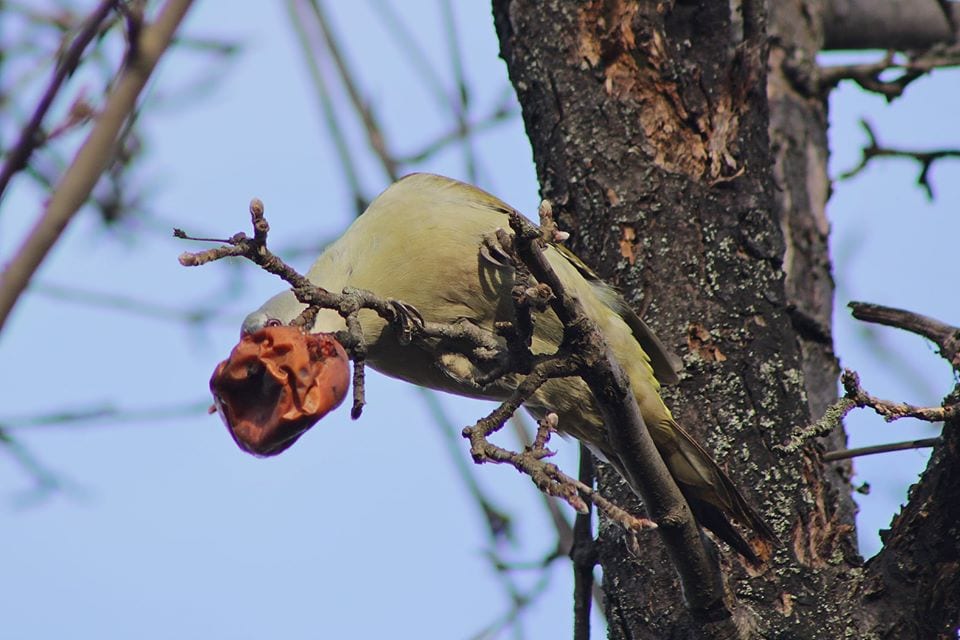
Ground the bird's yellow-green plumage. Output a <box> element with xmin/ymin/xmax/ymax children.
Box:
<box><xmin>244</xmin><ymin>173</ymin><xmax>776</xmax><ymax>561</ymax></box>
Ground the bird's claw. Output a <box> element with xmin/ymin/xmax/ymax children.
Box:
<box><xmin>479</xmin><ymin>229</ymin><xmax>515</xmax><ymax>268</ymax></box>
<box><xmin>389</xmin><ymin>299</ymin><xmax>424</xmax><ymax>345</ymax></box>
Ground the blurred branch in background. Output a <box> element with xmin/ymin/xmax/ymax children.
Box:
<box><xmin>0</xmin><ymin>0</ymin><xmax>241</xmax><ymax>255</ymax></box>
<box><xmin>304</xmin><ymin>0</ymin><xmax>398</xmax><ymax>180</ymax></box>
<box><xmin>279</xmin><ymin>4</ymin><xmax>568</xmax><ymax>634</ymax></box>
<box><xmin>839</xmin><ymin>119</ymin><xmax>960</xmax><ymax>199</ymax></box>
<box><xmin>1</xmin><ymin>398</ymin><xmax>209</xmax><ymax>505</ymax></box>
<box><xmin>0</xmin><ymin>1</ymin><xmax>241</xmax><ymax>506</ymax></box>
<box><xmin>0</xmin><ymin>0</ymin><xmax>194</xmax><ymax>332</ymax></box>
<box><xmin>2</xmin><ymin>399</ymin><xmax>210</xmax><ymax>430</ymax></box>
<box><xmin>423</xmin><ymin>391</ymin><xmax>563</xmax><ymax>639</ymax></box>
<box><xmin>285</xmin><ymin>0</ymin><xmax>367</xmax><ymax>211</ymax></box>
<box><xmin>819</xmin><ymin>43</ymin><xmax>960</xmax><ymax>100</ymax></box>
<box><xmin>0</xmin><ymin>0</ymin><xmax>119</xmax><ymax>203</ymax></box>
<box><xmin>0</xmin><ymin>424</ymin><xmax>71</xmax><ymax>509</ymax></box>
<box><xmin>31</xmin><ymin>280</ymin><xmax>236</xmax><ymax>326</ymax></box>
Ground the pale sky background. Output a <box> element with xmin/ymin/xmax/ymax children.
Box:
<box><xmin>1</xmin><ymin>3</ymin><xmax>958</xmax><ymax>639</ymax></box>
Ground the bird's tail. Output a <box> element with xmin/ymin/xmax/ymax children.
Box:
<box><xmin>663</xmin><ymin>419</ymin><xmax>779</xmax><ymax>564</ymax></box>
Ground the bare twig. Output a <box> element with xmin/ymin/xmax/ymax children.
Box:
<box><xmin>822</xmin><ymin>437</ymin><xmax>940</xmax><ymax>462</ymax></box>
<box><xmin>0</xmin><ymin>425</ymin><xmax>69</xmax><ymax>507</ymax></box>
<box><xmin>785</xmin><ymin>298</ymin><xmax>960</xmax><ymax>450</ymax></box>
<box><xmin>439</xmin><ymin>0</ymin><xmax>478</xmax><ymax>182</ymax></box>
<box><xmin>820</xmin><ymin>43</ymin><xmax>960</xmax><ymax>100</ymax></box>
<box><xmin>465</xmin><ymin>409</ymin><xmax>657</xmax><ymax>535</ymax></box>
<box><xmin>849</xmin><ymin>301</ymin><xmax>960</xmax><ymax>372</ymax></box>
<box><xmin>301</xmin><ymin>0</ymin><xmax>398</xmax><ymax>181</ymax></box>
<box><xmin>396</xmin><ymin>102</ymin><xmax>517</xmax><ymax>164</ymax></box>
<box><xmin>0</xmin><ymin>0</ymin><xmax>195</xmax><ymax>335</ymax></box>
<box><xmin>31</xmin><ymin>281</ymin><xmax>233</xmax><ymax>326</ymax></box>
<box><xmin>509</xmin><ymin>416</ymin><xmax>564</xmax><ymax>543</ymax></box>
<box><xmin>1</xmin><ymin>400</ymin><xmax>210</xmax><ymax>429</ymax></box>
<box><xmin>366</xmin><ymin>0</ymin><xmax>450</xmax><ymax>108</ymax></box>
<box><xmin>841</xmin><ymin>370</ymin><xmax>959</xmax><ymax>423</ymax></box>
<box><xmin>284</xmin><ymin>0</ymin><xmax>366</xmax><ymax>212</ymax></box>
<box><xmin>0</xmin><ymin>0</ymin><xmax>118</xmax><ymax>204</ymax></box>
<box><xmin>838</xmin><ymin>120</ymin><xmax>960</xmax><ymax>199</ymax></box>
<box><xmin>780</xmin><ymin>369</ymin><xmax>957</xmax><ymax>452</ymax></box>
<box><xmin>572</xmin><ymin>444</ymin><xmax>598</xmax><ymax>640</ymax></box>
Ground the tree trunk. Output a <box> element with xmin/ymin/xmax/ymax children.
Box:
<box><xmin>493</xmin><ymin>1</ymin><xmax>958</xmax><ymax>637</ymax></box>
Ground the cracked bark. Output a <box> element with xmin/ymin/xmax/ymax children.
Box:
<box><xmin>493</xmin><ymin>0</ymin><xmax>958</xmax><ymax>637</ymax></box>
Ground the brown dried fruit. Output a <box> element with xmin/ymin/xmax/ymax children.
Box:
<box><xmin>210</xmin><ymin>325</ymin><xmax>349</xmax><ymax>457</ymax></box>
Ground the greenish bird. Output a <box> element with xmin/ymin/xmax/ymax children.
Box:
<box><xmin>243</xmin><ymin>173</ymin><xmax>776</xmax><ymax>562</ymax></box>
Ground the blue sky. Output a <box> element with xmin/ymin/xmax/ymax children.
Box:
<box><xmin>1</xmin><ymin>3</ymin><xmax>958</xmax><ymax>639</ymax></box>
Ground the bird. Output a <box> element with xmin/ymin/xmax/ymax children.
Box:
<box><xmin>242</xmin><ymin>172</ymin><xmax>777</xmax><ymax>562</ymax></box>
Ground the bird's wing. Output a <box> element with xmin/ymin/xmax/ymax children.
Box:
<box><xmin>554</xmin><ymin>244</ymin><xmax>683</xmax><ymax>385</ymax></box>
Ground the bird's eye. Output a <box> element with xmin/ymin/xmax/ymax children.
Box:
<box><xmin>265</xmin><ymin>318</ymin><xmax>283</xmax><ymax>328</ymax></box>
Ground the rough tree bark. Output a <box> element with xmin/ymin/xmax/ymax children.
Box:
<box><xmin>492</xmin><ymin>0</ymin><xmax>958</xmax><ymax>638</ymax></box>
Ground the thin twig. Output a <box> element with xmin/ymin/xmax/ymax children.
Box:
<box><xmin>838</xmin><ymin>120</ymin><xmax>960</xmax><ymax>199</ymax></box>
<box><xmin>284</xmin><ymin>0</ymin><xmax>366</xmax><ymax>213</ymax></box>
<box><xmin>31</xmin><ymin>281</ymin><xmax>233</xmax><ymax>325</ymax></box>
<box><xmin>439</xmin><ymin>0</ymin><xmax>478</xmax><ymax>182</ymax></box>
<box><xmin>465</xmin><ymin>409</ymin><xmax>657</xmax><ymax>535</ymax></box>
<box><xmin>780</xmin><ymin>369</ymin><xmax>957</xmax><ymax>453</ymax></box>
<box><xmin>0</xmin><ymin>0</ymin><xmax>118</xmax><ymax>204</ymax></box>
<box><xmin>840</xmin><ymin>370</ymin><xmax>959</xmax><ymax>423</ymax></box>
<box><xmin>822</xmin><ymin>437</ymin><xmax>941</xmax><ymax>462</ymax></box>
<box><xmin>572</xmin><ymin>444</ymin><xmax>597</xmax><ymax>640</ymax></box>
<box><xmin>783</xmin><ymin>303</ymin><xmax>960</xmax><ymax>450</ymax></box>
<box><xmin>366</xmin><ymin>0</ymin><xmax>450</xmax><ymax>108</ymax></box>
<box><xmin>303</xmin><ymin>0</ymin><xmax>399</xmax><ymax>181</ymax></box>
<box><xmin>819</xmin><ymin>43</ymin><xmax>960</xmax><ymax>100</ymax></box>
<box><xmin>0</xmin><ymin>0</ymin><xmax>196</xmax><ymax>334</ymax></box>
<box><xmin>849</xmin><ymin>300</ymin><xmax>960</xmax><ymax>372</ymax></box>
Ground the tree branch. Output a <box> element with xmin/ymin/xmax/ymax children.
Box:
<box><xmin>572</xmin><ymin>444</ymin><xmax>597</xmax><ymax>640</ymax></box>
<box><xmin>504</xmin><ymin>208</ymin><xmax>734</xmax><ymax>628</ymax></box>
<box><xmin>823</xmin><ymin>0</ymin><xmax>960</xmax><ymax>50</ymax></box>
<box><xmin>300</xmin><ymin>0</ymin><xmax>398</xmax><ymax>181</ymax></box>
<box><xmin>849</xmin><ymin>301</ymin><xmax>960</xmax><ymax>372</ymax></box>
<box><xmin>781</xmin><ymin>368</ymin><xmax>957</xmax><ymax>452</ymax></box>
<box><xmin>0</xmin><ymin>0</ymin><xmax>119</xmax><ymax>205</ymax></box>
<box><xmin>0</xmin><ymin>0</ymin><xmax>195</xmax><ymax>335</ymax></box>
<box><xmin>822</xmin><ymin>437</ymin><xmax>940</xmax><ymax>462</ymax></box>
<box><xmin>837</xmin><ymin>120</ymin><xmax>960</xmax><ymax>199</ymax></box>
